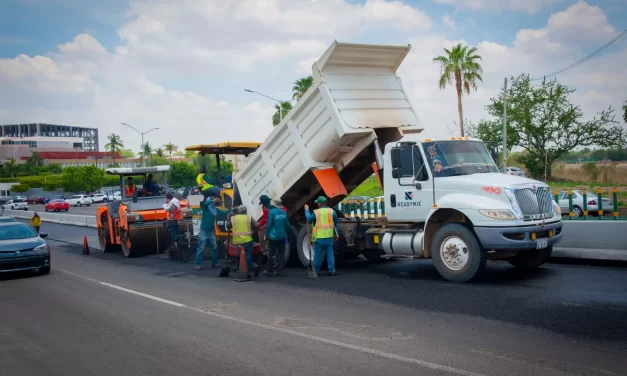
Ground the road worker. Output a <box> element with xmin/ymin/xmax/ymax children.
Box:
<box><xmin>264</xmin><ymin>198</ymin><xmax>290</xmax><ymax>276</ymax></box>
<box><xmin>163</xmin><ymin>193</ymin><xmax>183</xmax><ymax>247</ymax></box>
<box><xmin>30</xmin><ymin>212</ymin><xmax>41</xmax><ymax>234</ymax></box>
<box><xmin>226</xmin><ymin>205</ymin><xmax>259</xmax><ymax>279</ymax></box>
<box><xmin>257</xmin><ymin>194</ymin><xmax>289</xmax><ymax>258</ymax></box>
<box><xmin>304</xmin><ymin>196</ymin><xmax>339</xmax><ymax>276</ymax></box>
<box><xmin>125</xmin><ymin>177</ymin><xmax>136</xmax><ymax>198</ymax></box>
<box><xmin>142</xmin><ymin>173</ymin><xmax>160</xmax><ymax>196</ymax></box>
<box><xmin>196</xmin><ymin>196</ymin><xmax>231</xmax><ymax>270</ymax></box>
<box><xmin>196</xmin><ymin>166</ymin><xmax>222</xmax><ymax>200</ymax></box>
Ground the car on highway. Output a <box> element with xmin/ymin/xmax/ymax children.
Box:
<box><xmin>90</xmin><ymin>193</ymin><xmax>109</xmax><ymax>203</ymax></box>
<box><xmin>3</xmin><ymin>199</ymin><xmax>29</xmax><ymax>211</ymax></box>
<box><xmin>0</xmin><ymin>216</ymin><xmax>17</xmax><ymax>223</ymax></box>
<box><xmin>26</xmin><ymin>196</ymin><xmax>45</xmax><ymax>204</ymax></box>
<box><xmin>67</xmin><ymin>194</ymin><xmax>93</xmax><ymax>207</ymax></box>
<box><xmin>557</xmin><ymin>190</ymin><xmax>613</xmax><ymax>217</ymax></box>
<box><xmin>0</xmin><ymin>222</ymin><xmax>50</xmax><ymax>275</ymax></box>
<box><xmin>505</xmin><ymin>167</ymin><xmax>527</xmax><ymax>177</ymax></box>
<box><xmin>44</xmin><ymin>195</ymin><xmax>66</xmax><ymax>204</ymax></box>
<box><xmin>45</xmin><ymin>199</ymin><xmax>70</xmax><ymax>212</ymax></box>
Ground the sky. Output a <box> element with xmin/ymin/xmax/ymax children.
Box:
<box><xmin>0</xmin><ymin>0</ymin><xmax>626</xmax><ymax>152</ymax></box>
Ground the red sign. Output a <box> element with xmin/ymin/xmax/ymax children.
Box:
<box><xmin>482</xmin><ymin>186</ymin><xmax>502</xmax><ymax>194</ymax></box>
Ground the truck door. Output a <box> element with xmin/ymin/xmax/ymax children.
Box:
<box><xmin>388</xmin><ymin>143</ymin><xmax>433</xmax><ymax>222</ymax></box>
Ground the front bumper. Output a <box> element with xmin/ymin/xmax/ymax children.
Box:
<box><xmin>474</xmin><ymin>221</ymin><xmax>563</xmax><ymax>251</ymax></box>
<box><xmin>0</xmin><ymin>254</ymin><xmax>49</xmax><ymax>273</ymax></box>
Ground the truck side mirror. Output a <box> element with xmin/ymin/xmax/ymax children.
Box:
<box><xmin>390</xmin><ymin>148</ymin><xmax>401</xmax><ymax>169</ymax></box>
<box><xmin>392</xmin><ymin>168</ymin><xmax>401</xmax><ymax>179</ymax></box>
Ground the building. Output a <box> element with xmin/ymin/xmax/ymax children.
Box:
<box><xmin>0</xmin><ymin>124</ymin><xmax>99</xmax><ymax>151</ymax></box>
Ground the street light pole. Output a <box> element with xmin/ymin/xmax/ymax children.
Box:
<box><xmin>121</xmin><ymin>123</ymin><xmax>159</xmax><ymax>167</ymax></box>
<box><xmin>244</xmin><ymin>89</ymin><xmax>292</xmax><ymax>122</ymax></box>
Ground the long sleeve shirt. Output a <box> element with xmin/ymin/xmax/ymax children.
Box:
<box><xmin>258</xmin><ymin>204</ymin><xmax>288</xmax><ymax>228</ymax></box>
<box><xmin>304</xmin><ymin>207</ymin><xmax>339</xmax><ymax>245</ymax></box>
<box><xmin>162</xmin><ymin>197</ymin><xmax>180</xmax><ymax>213</ymax></box>
<box><xmin>265</xmin><ymin>207</ymin><xmax>291</xmax><ymax>240</ymax></box>
<box><xmin>200</xmin><ymin>200</ymin><xmax>231</xmax><ymax>232</ymax></box>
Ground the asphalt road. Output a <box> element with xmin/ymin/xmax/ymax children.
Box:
<box><xmin>2</xmin><ymin>222</ymin><xmax>627</xmax><ymax>376</ymax></box>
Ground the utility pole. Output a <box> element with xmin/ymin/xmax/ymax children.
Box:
<box><xmin>502</xmin><ymin>78</ymin><xmax>508</xmax><ymax>173</ymax></box>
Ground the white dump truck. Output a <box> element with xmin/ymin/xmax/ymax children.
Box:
<box><xmin>230</xmin><ymin>41</ymin><xmax>563</xmax><ymax>282</ymax></box>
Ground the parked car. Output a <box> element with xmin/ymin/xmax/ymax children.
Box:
<box><xmin>13</xmin><ymin>195</ymin><xmax>27</xmax><ymax>201</ymax></box>
<box><xmin>3</xmin><ymin>199</ymin><xmax>29</xmax><ymax>211</ymax></box>
<box><xmin>0</xmin><ymin>222</ymin><xmax>50</xmax><ymax>275</ymax></box>
<box><xmin>67</xmin><ymin>195</ymin><xmax>93</xmax><ymax>207</ymax></box>
<box><xmin>45</xmin><ymin>199</ymin><xmax>70</xmax><ymax>212</ymax></box>
<box><xmin>44</xmin><ymin>195</ymin><xmax>66</xmax><ymax>204</ymax></box>
<box><xmin>505</xmin><ymin>167</ymin><xmax>527</xmax><ymax>177</ymax></box>
<box><xmin>90</xmin><ymin>193</ymin><xmax>109</xmax><ymax>203</ymax></box>
<box><xmin>26</xmin><ymin>196</ymin><xmax>45</xmax><ymax>204</ymax></box>
<box><xmin>0</xmin><ymin>197</ymin><xmax>10</xmax><ymax>205</ymax></box>
<box><xmin>0</xmin><ymin>216</ymin><xmax>17</xmax><ymax>223</ymax></box>
<box><xmin>557</xmin><ymin>190</ymin><xmax>613</xmax><ymax>217</ymax></box>
<box><xmin>107</xmin><ymin>191</ymin><xmax>122</xmax><ymax>201</ymax></box>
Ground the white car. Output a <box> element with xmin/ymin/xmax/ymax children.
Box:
<box><xmin>3</xmin><ymin>199</ymin><xmax>29</xmax><ymax>211</ymax></box>
<box><xmin>67</xmin><ymin>195</ymin><xmax>93</xmax><ymax>207</ymax></box>
<box><xmin>90</xmin><ymin>193</ymin><xmax>109</xmax><ymax>203</ymax></box>
<box><xmin>505</xmin><ymin>167</ymin><xmax>527</xmax><ymax>177</ymax></box>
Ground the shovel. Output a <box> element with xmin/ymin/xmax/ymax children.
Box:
<box><xmin>307</xmin><ymin>224</ymin><xmax>318</xmax><ymax>279</ymax></box>
<box><xmin>219</xmin><ymin>227</ymin><xmax>232</xmax><ymax>278</ymax></box>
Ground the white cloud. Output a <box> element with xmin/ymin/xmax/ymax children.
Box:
<box><xmin>0</xmin><ymin>0</ymin><xmax>624</xmax><ymax>153</ymax></box>
<box><xmin>433</xmin><ymin>0</ymin><xmax>561</xmax><ymax>13</ymax></box>
<box><xmin>442</xmin><ymin>15</ymin><xmax>456</xmax><ymax>30</ymax></box>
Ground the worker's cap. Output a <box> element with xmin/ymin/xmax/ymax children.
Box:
<box><xmin>314</xmin><ymin>196</ymin><xmax>327</xmax><ymax>204</ymax></box>
<box><xmin>237</xmin><ymin>205</ymin><xmax>248</xmax><ymax>213</ymax></box>
<box><xmin>259</xmin><ymin>194</ymin><xmax>270</xmax><ymax>205</ymax></box>
<box><xmin>271</xmin><ymin>198</ymin><xmax>282</xmax><ymax>207</ymax></box>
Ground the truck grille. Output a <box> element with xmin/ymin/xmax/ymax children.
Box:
<box><xmin>514</xmin><ymin>187</ymin><xmax>554</xmax><ymax>220</ymax></box>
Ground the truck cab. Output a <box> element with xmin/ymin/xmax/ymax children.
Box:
<box><xmin>369</xmin><ymin>137</ymin><xmax>563</xmax><ymax>281</ymax></box>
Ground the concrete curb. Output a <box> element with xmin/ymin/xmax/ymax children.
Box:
<box><xmin>4</xmin><ymin>209</ymin><xmax>97</xmax><ymax>228</ymax></box>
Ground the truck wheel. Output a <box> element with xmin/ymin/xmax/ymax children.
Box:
<box><xmin>431</xmin><ymin>223</ymin><xmax>487</xmax><ymax>283</ymax></box>
<box><xmin>508</xmin><ymin>246</ymin><xmax>552</xmax><ymax>269</ymax></box>
<box><xmin>296</xmin><ymin>226</ymin><xmax>345</xmax><ymax>269</ymax></box>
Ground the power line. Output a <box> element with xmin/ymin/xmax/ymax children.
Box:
<box><xmin>531</xmin><ymin>28</ymin><xmax>627</xmax><ymax>81</ymax></box>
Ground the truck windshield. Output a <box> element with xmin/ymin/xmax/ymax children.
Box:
<box><xmin>422</xmin><ymin>141</ymin><xmax>498</xmax><ymax>178</ymax></box>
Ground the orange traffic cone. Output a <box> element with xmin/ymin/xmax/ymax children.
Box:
<box><xmin>234</xmin><ymin>246</ymin><xmax>251</xmax><ymax>282</ymax></box>
<box><xmin>82</xmin><ymin>236</ymin><xmax>90</xmax><ymax>256</ymax></box>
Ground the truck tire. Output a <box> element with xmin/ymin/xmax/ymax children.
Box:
<box><xmin>431</xmin><ymin>223</ymin><xmax>487</xmax><ymax>283</ymax></box>
<box><xmin>296</xmin><ymin>226</ymin><xmax>346</xmax><ymax>269</ymax></box>
<box><xmin>508</xmin><ymin>246</ymin><xmax>552</xmax><ymax>269</ymax></box>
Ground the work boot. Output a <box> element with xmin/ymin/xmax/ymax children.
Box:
<box><xmin>329</xmin><ymin>271</ymin><xmax>336</xmax><ymax>276</ymax></box>
<box><xmin>194</xmin><ymin>265</ymin><xmax>202</xmax><ymax>271</ymax></box>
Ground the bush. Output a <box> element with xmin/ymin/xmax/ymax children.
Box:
<box><xmin>11</xmin><ymin>184</ymin><xmax>29</xmax><ymax>193</ymax></box>
<box><xmin>581</xmin><ymin>162</ymin><xmax>598</xmax><ymax>183</ymax></box>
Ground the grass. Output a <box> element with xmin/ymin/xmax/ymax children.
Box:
<box><xmin>347</xmin><ymin>176</ymin><xmax>626</xmax><ymax>208</ymax></box>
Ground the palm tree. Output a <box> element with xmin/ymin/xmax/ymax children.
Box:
<box><xmin>104</xmin><ymin>133</ymin><xmax>124</xmax><ymax>164</ymax></box>
<box><xmin>164</xmin><ymin>142</ymin><xmax>178</xmax><ymax>162</ymax></box>
<box><xmin>292</xmin><ymin>76</ymin><xmax>313</xmax><ymax>101</ymax></box>
<box><xmin>273</xmin><ymin>101</ymin><xmax>293</xmax><ymax>127</ymax></box>
<box><xmin>433</xmin><ymin>43</ymin><xmax>483</xmax><ymax>137</ymax></box>
<box><xmin>155</xmin><ymin>148</ymin><xmax>165</xmax><ymax>158</ymax></box>
<box><xmin>138</xmin><ymin>142</ymin><xmax>153</xmax><ymax>162</ymax></box>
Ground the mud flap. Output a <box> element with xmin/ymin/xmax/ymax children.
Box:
<box><xmin>312</xmin><ymin>167</ymin><xmax>347</xmax><ymax>198</ymax></box>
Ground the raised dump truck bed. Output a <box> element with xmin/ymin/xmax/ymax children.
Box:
<box><xmin>235</xmin><ymin>41</ymin><xmax>423</xmax><ymax>222</ymax></box>
<box><xmin>232</xmin><ymin>41</ymin><xmax>423</xmax><ymax>266</ymax></box>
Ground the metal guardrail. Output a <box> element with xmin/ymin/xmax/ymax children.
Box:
<box><xmin>555</xmin><ymin>188</ymin><xmax>623</xmax><ymax>220</ymax></box>
<box><xmin>337</xmin><ymin>198</ymin><xmax>386</xmax><ymax>219</ymax></box>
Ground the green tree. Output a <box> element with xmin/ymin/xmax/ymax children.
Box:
<box><xmin>61</xmin><ymin>166</ymin><xmax>105</xmax><ymax>193</ymax></box>
<box><xmin>623</xmin><ymin>100</ymin><xmax>626</xmax><ymax>123</ymax></box>
<box><xmin>168</xmin><ymin>161</ymin><xmax>198</xmax><ymax>187</ymax></box>
<box><xmin>10</xmin><ymin>184</ymin><xmax>29</xmax><ymax>193</ymax></box>
<box><xmin>433</xmin><ymin>43</ymin><xmax>483</xmax><ymax>137</ymax></box>
<box><xmin>292</xmin><ymin>76</ymin><xmax>313</xmax><ymax>101</ymax></box>
<box><xmin>487</xmin><ymin>74</ymin><xmax>625</xmax><ymax>178</ymax></box>
<box><xmin>138</xmin><ymin>142</ymin><xmax>153</xmax><ymax>162</ymax></box>
<box><xmin>104</xmin><ymin>133</ymin><xmax>124</xmax><ymax>164</ymax></box>
<box><xmin>148</xmin><ymin>156</ymin><xmax>169</xmax><ymax>167</ymax></box>
<box><xmin>273</xmin><ymin>101</ymin><xmax>293</xmax><ymax>127</ymax></box>
<box><xmin>2</xmin><ymin>159</ymin><xmax>19</xmax><ymax>178</ymax></box>
<box><xmin>164</xmin><ymin>143</ymin><xmax>178</xmax><ymax>162</ymax></box>
<box><xmin>119</xmin><ymin>148</ymin><xmax>135</xmax><ymax>158</ymax></box>
<box><xmin>26</xmin><ymin>151</ymin><xmax>44</xmax><ymax>167</ymax></box>
<box><xmin>154</xmin><ymin>148</ymin><xmax>165</xmax><ymax>158</ymax></box>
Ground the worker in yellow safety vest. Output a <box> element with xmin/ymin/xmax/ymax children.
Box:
<box><xmin>304</xmin><ymin>196</ymin><xmax>339</xmax><ymax>276</ymax></box>
<box><xmin>226</xmin><ymin>206</ymin><xmax>259</xmax><ymax>279</ymax></box>
<box><xmin>196</xmin><ymin>166</ymin><xmax>222</xmax><ymax>200</ymax></box>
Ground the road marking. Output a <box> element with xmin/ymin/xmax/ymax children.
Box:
<box><xmin>54</xmin><ymin>267</ymin><xmax>485</xmax><ymax>376</ymax></box>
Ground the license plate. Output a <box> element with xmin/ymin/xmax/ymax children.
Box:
<box><xmin>536</xmin><ymin>239</ymin><xmax>548</xmax><ymax>249</ymax></box>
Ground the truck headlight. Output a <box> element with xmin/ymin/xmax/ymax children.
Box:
<box><xmin>128</xmin><ymin>213</ymin><xmax>144</xmax><ymax>222</ymax></box>
<box><xmin>504</xmin><ymin>188</ymin><xmax>524</xmax><ymax>220</ymax></box>
<box><xmin>34</xmin><ymin>243</ymin><xmax>50</xmax><ymax>254</ymax></box>
<box><xmin>479</xmin><ymin>210</ymin><xmax>515</xmax><ymax>220</ymax></box>
<box><xmin>182</xmin><ymin>208</ymin><xmax>193</xmax><ymax>218</ymax></box>
<box><xmin>552</xmin><ymin>201</ymin><xmax>561</xmax><ymax>215</ymax></box>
